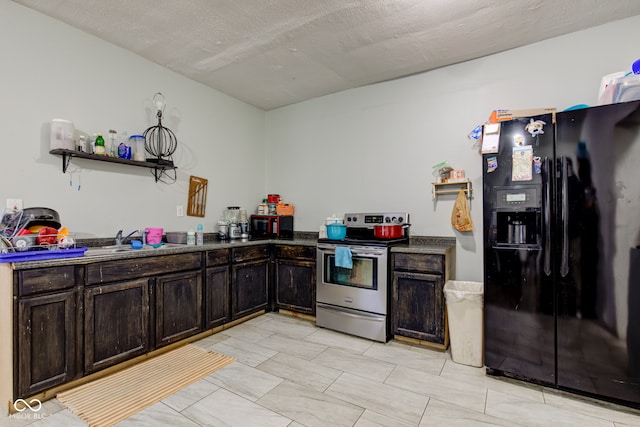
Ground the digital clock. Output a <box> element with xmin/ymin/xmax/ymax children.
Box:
<box><xmin>506</xmin><ymin>193</ymin><xmax>527</xmax><ymax>202</ymax></box>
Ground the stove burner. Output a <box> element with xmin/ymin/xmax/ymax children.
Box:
<box><xmin>320</xmin><ymin>211</ymin><xmax>410</xmax><ymax>246</ymax></box>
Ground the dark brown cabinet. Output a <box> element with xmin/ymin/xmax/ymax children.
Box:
<box><xmin>14</xmin><ymin>266</ymin><xmax>80</xmax><ymax>398</ymax></box>
<box><xmin>274</xmin><ymin>245</ymin><xmax>316</xmax><ymax>315</ymax></box>
<box><xmin>392</xmin><ymin>252</ymin><xmax>450</xmax><ymax>349</ymax></box>
<box><xmin>205</xmin><ymin>249</ymin><xmax>230</xmax><ymax>329</ymax></box>
<box><xmin>154</xmin><ymin>271</ymin><xmax>202</xmax><ymax>348</ymax></box>
<box><xmin>10</xmin><ymin>242</ymin><xmax>322</xmax><ymax>403</ymax></box>
<box><xmin>231</xmin><ymin>245</ymin><xmax>269</xmax><ymax>320</ymax></box>
<box><xmin>84</xmin><ymin>278</ymin><xmax>150</xmax><ymax>373</ymax></box>
<box><xmin>84</xmin><ymin>253</ymin><xmax>202</xmax><ymax>372</ymax></box>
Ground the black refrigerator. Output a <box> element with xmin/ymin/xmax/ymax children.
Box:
<box><xmin>482</xmin><ymin>100</ymin><xmax>640</xmax><ymax>408</ymax></box>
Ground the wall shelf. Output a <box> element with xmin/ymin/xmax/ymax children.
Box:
<box><xmin>432</xmin><ymin>180</ymin><xmax>472</xmax><ymax>199</ymax></box>
<box><xmin>49</xmin><ymin>149</ymin><xmax>176</xmax><ymax>182</ymax></box>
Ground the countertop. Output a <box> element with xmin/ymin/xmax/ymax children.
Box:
<box><xmin>8</xmin><ymin>234</ymin><xmax>455</xmax><ymax>270</ymax></box>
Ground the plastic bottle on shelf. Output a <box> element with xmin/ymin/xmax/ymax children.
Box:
<box><xmin>108</xmin><ymin>129</ymin><xmax>117</xmax><ymax>157</ymax></box>
<box><xmin>94</xmin><ymin>133</ymin><xmax>106</xmax><ymax>155</ymax></box>
<box><xmin>196</xmin><ymin>224</ymin><xmax>204</xmax><ymax>245</ymax></box>
<box><xmin>118</xmin><ymin>130</ymin><xmax>129</xmax><ymax>159</ymax></box>
<box><xmin>77</xmin><ymin>135</ymin><xmax>86</xmax><ymax>152</ymax></box>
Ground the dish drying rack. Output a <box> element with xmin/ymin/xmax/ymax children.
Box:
<box><xmin>0</xmin><ymin>209</ymin><xmax>86</xmax><ymax>261</ymax></box>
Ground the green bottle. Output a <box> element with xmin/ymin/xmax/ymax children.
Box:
<box><xmin>94</xmin><ymin>133</ymin><xmax>105</xmax><ymax>155</ymax></box>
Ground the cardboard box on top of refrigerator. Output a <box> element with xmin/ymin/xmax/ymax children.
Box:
<box><xmin>489</xmin><ymin>108</ymin><xmax>557</xmax><ymax>123</ymax></box>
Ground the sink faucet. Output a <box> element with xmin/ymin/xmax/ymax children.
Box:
<box><xmin>114</xmin><ymin>229</ymin><xmax>140</xmax><ymax>246</ymax></box>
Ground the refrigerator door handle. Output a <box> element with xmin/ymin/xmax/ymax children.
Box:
<box><xmin>543</xmin><ymin>157</ymin><xmax>552</xmax><ymax>276</ymax></box>
<box><xmin>560</xmin><ymin>157</ymin><xmax>570</xmax><ymax>277</ymax></box>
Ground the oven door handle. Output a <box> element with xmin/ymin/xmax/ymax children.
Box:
<box><xmin>319</xmin><ymin>249</ymin><xmax>386</xmax><ymax>257</ymax></box>
<box><xmin>350</xmin><ymin>250</ymin><xmax>386</xmax><ymax>257</ymax></box>
<box><xmin>317</xmin><ymin>245</ymin><xmax>386</xmax><ymax>257</ymax></box>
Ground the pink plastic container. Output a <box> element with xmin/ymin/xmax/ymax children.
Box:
<box><xmin>146</xmin><ymin>227</ymin><xmax>164</xmax><ymax>245</ymax></box>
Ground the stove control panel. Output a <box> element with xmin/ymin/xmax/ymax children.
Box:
<box><xmin>344</xmin><ymin>212</ymin><xmax>409</xmax><ymax>227</ymax></box>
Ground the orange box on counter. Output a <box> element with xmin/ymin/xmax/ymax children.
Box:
<box><xmin>276</xmin><ymin>203</ymin><xmax>294</xmax><ymax>216</ymax></box>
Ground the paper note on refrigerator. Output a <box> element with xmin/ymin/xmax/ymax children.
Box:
<box><xmin>481</xmin><ymin>123</ymin><xmax>501</xmax><ymax>154</ymax></box>
<box><xmin>512</xmin><ymin>145</ymin><xmax>533</xmax><ymax>181</ymax></box>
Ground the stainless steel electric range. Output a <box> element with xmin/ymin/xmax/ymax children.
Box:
<box><xmin>316</xmin><ymin>212</ymin><xmax>409</xmax><ymax>342</ymax></box>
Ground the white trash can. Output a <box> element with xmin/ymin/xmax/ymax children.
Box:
<box><xmin>444</xmin><ymin>281</ymin><xmax>484</xmax><ymax>367</ymax></box>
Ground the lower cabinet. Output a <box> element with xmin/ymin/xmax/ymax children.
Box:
<box><xmin>12</xmin><ymin>243</ymin><xmax>319</xmax><ymax>401</ymax></box>
<box><xmin>14</xmin><ymin>266</ymin><xmax>80</xmax><ymax>398</ymax></box>
<box><xmin>231</xmin><ymin>245</ymin><xmax>269</xmax><ymax>320</ymax></box>
<box><xmin>84</xmin><ymin>253</ymin><xmax>202</xmax><ymax>372</ymax></box>
<box><xmin>16</xmin><ymin>290</ymin><xmax>77</xmax><ymax>397</ymax></box>
<box><xmin>154</xmin><ymin>271</ymin><xmax>202</xmax><ymax>348</ymax></box>
<box><xmin>84</xmin><ymin>279</ymin><xmax>150</xmax><ymax>373</ymax></box>
<box><xmin>274</xmin><ymin>245</ymin><xmax>316</xmax><ymax>315</ymax></box>
<box><xmin>205</xmin><ymin>248</ymin><xmax>230</xmax><ymax>329</ymax></box>
<box><xmin>391</xmin><ymin>252</ymin><xmax>450</xmax><ymax>349</ymax></box>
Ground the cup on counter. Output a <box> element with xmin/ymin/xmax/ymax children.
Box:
<box><xmin>146</xmin><ymin>227</ymin><xmax>164</xmax><ymax>245</ymax></box>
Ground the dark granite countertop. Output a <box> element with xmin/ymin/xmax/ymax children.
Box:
<box><xmin>8</xmin><ymin>233</ymin><xmax>455</xmax><ymax>270</ymax></box>
<box><xmin>391</xmin><ymin>236</ymin><xmax>456</xmax><ymax>256</ymax></box>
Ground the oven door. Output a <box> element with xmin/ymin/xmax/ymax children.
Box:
<box><xmin>316</xmin><ymin>243</ymin><xmax>388</xmax><ymax>314</ymax></box>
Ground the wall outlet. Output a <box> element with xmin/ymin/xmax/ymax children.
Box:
<box><xmin>6</xmin><ymin>198</ymin><xmax>23</xmax><ymax>211</ymax></box>
<box><xmin>176</xmin><ymin>205</ymin><xmax>184</xmax><ymax>217</ymax></box>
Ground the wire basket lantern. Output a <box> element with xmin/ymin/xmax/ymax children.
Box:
<box><xmin>143</xmin><ymin>92</ymin><xmax>177</xmax><ymax>166</ymax></box>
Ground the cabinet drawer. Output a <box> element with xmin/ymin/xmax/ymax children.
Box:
<box><xmin>232</xmin><ymin>245</ymin><xmax>270</xmax><ymax>263</ymax></box>
<box><xmin>206</xmin><ymin>248</ymin><xmax>230</xmax><ymax>267</ymax></box>
<box><xmin>393</xmin><ymin>253</ymin><xmax>443</xmax><ymax>274</ymax></box>
<box><xmin>17</xmin><ymin>266</ymin><xmax>76</xmax><ymax>296</ymax></box>
<box><xmin>275</xmin><ymin>245</ymin><xmax>316</xmax><ymax>260</ymax></box>
<box><xmin>87</xmin><ymin>253</ymin><xmax>202</xmax><ymax>284</ymax></box>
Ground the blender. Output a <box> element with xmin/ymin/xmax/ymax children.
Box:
<box><xmin>225</xmin><ymin>207</ymin><xmax>241</xmax><ymax>239</ymax></box>
<box><xmin>239</xmin><ymin>209</ymin><xmax>249</xmax><ymax>238</ymax></box>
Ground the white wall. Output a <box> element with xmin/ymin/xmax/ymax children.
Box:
<box><xmin>4</xmin><ymin>2</ymin><xmax>640</xmax><ymax>282</ymax></box>
<box><xmin>264</xmin><ymin>15</ymin><xmax>640</xmax><ymax>281</ymax></box>
<box><xmin>1</xmin><ymin>1</ymin><xmax>265</xmax><ymax>238</ymax></box>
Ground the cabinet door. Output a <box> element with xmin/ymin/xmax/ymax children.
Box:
<box><xmin>275</xmin><ymin>259</ymin><xmax>315</xmax><ymax>315</ymax></box>
<box><xmin>232</xmin><ymin>259</ymin><xmax>268</xmax><ymax>319</ymax></box>
<box><xmin>154</xmin><ymin>271</ymin><xmax>203</xmax><ymax>347</ymax></box>
<box><xmin>17</xmin><ymin>291</ymin><xmax>76</xmax><ymax>397</ymax></box>
<box><xmin>205</xmin><ymin>265</ymin><xmax>230</xmax><ymax>329</ymax></box>
<box><xmin>84</xmin><ymin>279</ymin><xmax>149</xmax><ymax>373</ymax></box>
<box><xmin>392</xmin><ymin>271</ymin><xmax>446</xmax><ymax>345</ymax></box>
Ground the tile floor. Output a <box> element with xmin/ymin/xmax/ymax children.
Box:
<box><xmin>3</xmin><ymin>312</ymin><xmax>640</xmax><ymax>427</ymax></box>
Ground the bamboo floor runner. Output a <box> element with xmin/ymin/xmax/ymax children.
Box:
<box><xmin>57</xmin><ymin>344</ymin><xmax>235</xmax><ymax>427</ymax></box>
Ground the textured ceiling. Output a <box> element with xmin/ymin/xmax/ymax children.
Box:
<box><xmin>13</xmin><ymin>0</ymin><xmax>640</xmax><ymax>110</ymax></box>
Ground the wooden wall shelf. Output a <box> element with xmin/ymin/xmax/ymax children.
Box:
<box><xmin>432</xmin><ymin>180</ymin><xmax>472</xmax><ymax>199</ymax></box>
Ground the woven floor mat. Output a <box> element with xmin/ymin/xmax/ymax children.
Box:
<box><xmin>57</xmin><ymin>344</ymin><xmax>235</xmax><ymax>426</ymax></box>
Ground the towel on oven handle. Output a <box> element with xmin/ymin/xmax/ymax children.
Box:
<box><xmin>335</xmin><ymin>246</ymin><xmax>353</xmax><ymax>269</ymax></box>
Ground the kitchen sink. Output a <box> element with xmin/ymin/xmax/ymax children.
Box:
<box><xmin>84</xmin><ymin>243</ymin><xmax>187</xmax><ymax>256</ymax></box>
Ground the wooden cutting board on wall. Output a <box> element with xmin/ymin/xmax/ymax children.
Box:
<box><xmin>187</xmin><ymin>176</ymin><xmax>208</xmax><ymax>217</ymax></box>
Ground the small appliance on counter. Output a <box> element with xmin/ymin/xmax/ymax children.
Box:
<box><xmin>250</xmin><ymin>214</ymin><xmax>293</xmax><ymax>238</ymax></box>
<box><xmin>218</xmin><ymin>206</ymin><xmax>247</xmax><ymax>240</ymax></box>
<box><xmin>250</xmin><ymin>193</ymin><xmax>294</xmax><ymax>238</ymax></box>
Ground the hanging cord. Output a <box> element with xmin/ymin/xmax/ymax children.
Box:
<box><xmin>152</xmin><ymin>166</ymin><xmax>177</xmax><ymax>184</ymax></box>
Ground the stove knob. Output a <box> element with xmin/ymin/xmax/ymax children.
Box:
<box><xmin>351</xmin><ymin>217</ymin><xmax>357</xmax><ymax>223</ymax></box>
<box><xmin>398</xmin><ymin>216</ymin><xmax>404</xmax><ymax>223</ymax></box>
<box><xmin>385</xmin><ymin>216</ymin><xmax>391</xmax><ymax>223</ymax></box>
<box><xmin>346</xmin><ymin>216</ymin><xmax>352</xmax><ymax>222</ymax></box>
